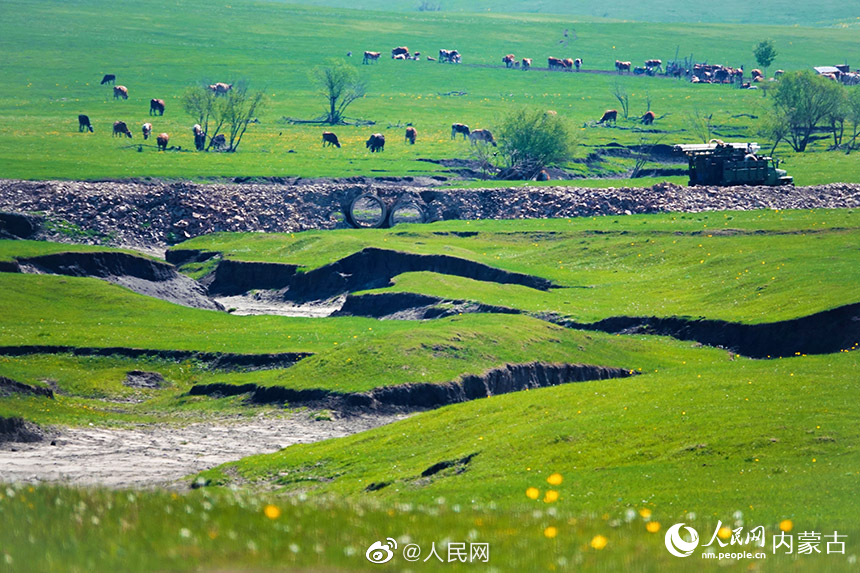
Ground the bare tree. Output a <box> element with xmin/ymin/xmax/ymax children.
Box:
<box><xmin>687</xmin><ymin>107</ymin><xmax>714</xmax><ymax>143</ymax></box>
<box><xmin>183</xmin><ymin>81</ymin><xmax>264</xmax><ymax>152</ymax></box>
<box><xmin>221</xmin><ymin>82</ymin><xmax>265</xmax><ymax>152</ymax></box>
<box><xmin>612</xmin><ymin>81</ymin><xmax>629</xmax><ymax>119</ymax></box>
<box><xmin>630</xmin><ymin>134</ymin><xmax>665</xmax><ymax>178</ymax></box>
<box><xmin>183</xmin><ymin>86</ymin><xmax>223</xmax><ymax>150</ymax></box>
<box><xmin>312</xmin><ymin>59</ymin><xmax>367</xmax><ymax>125</ymax></box>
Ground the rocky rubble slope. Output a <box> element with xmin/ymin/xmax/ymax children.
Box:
<box><xmin>1</xmin><ymin>179</ymin><xmax>858</xmax><ymax>251</ymax></box>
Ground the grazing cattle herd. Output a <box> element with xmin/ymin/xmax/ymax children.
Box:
<box><xmin>78</xmin><ymin>52</ymin><xmax>854</xmax><ymax>161</ymax></box>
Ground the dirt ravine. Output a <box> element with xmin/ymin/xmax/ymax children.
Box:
<box><xmin>1</xmin><ymin>179</ymin><xmax>858</xmax><ymax>250</ymax></box>
<box><xmin>0</xmin><ymin>413</ymin><xmax>406</xmax><ymax>488</ymax></box>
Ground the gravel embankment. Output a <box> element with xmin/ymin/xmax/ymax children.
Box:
<box><xmin>1</xmin><ymin>179</ymin><xmax>858</xmax><ymax>251</ymax></box>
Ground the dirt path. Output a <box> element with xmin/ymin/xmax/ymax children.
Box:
<box><xmin>0</xmin><ymin>412</ymin><xmax>406</xmax><ymax>488</ymax></box>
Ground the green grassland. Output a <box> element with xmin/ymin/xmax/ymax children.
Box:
<box><xmin>277</xmin><ymin>0</ymin><xmax>858</xmax><ymax>27</ymax></box>
<box><xmin>0</xmin><ymin>0</ymin><xmax>858</xmax><ymax>183</ymax></box>
<box><xmin>175</xmin><ymin>209</ymin><xmax>860</xmax><ymax>322</ymax></box>
<box><xmin>7</xmin><ymin>484</ymin><xmax>854</xmax><ymax>573</ymax></box>
<box><xmin>0</xmin><ymin>239</ymin><xmax>151</xmax><ymax>262</ymax></box>
<box><xmin>1</xmin><ymin>213</ymin><xmax>859</xmax><ymax>570</ymax></box>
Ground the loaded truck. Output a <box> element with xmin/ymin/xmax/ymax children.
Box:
<box><xmin>674</xmin><ymin>141</ymin><xmax>793</xmax><ymax>186</ymax></box>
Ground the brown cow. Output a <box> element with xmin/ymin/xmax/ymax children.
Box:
<box><xmin>149</xmin><ymin>99</ymin><xmax>165</xmax><ymax>116</ymax></box>
<box><xmin>562</xmin><ymin>58</ymin><xmax>574</xmax><ymax>70</ymax></box>
<box><xmin>451</xmin><ymin>123</ymin><xmax>470</xmax><ymax>139</ymax></box>
<box><xmin>391</xmin><ymin>46</ymin><xmax>409</xmax><ymax>58</ymax></box>
<box><xmin>142</xmin><ymin>122</ymin><xmax>152</xmax><ymax>140</ymax></box>
<box><xmin>574</xmin><ymin>58</ymin><xmax>582</xmax><ymax>71</ymax></box>
<box><xmin>548</xmin><ymin>57</ymin><xmax>564</xmax><ymax>70</ymax></box>
<box><xmin>521</xmin><ymin>58</ymin><xmax>532</xmax><ymax>70</ymax></box>
<box><xmin>211</xmin><ymin>133</ymin><xmax>227</xmax><ymax>150</ymax></box>
<box><xmin>100</xmin><ymin>74</ymin><xmax>115</xmax><ymax>85</ymax></box>
<box><xmin>113</xmin><ymin>86</ymin><xmax>128</xmax><ymax>100</ymax></box>
<box><xmin>750</xmin><ymin>69</ymin><xmax>763</xmax><ymax>79</ymax></box>
<box><xmin>502</xmin><ymin>54</ymin><xmax>516</xmax><ymax>68</ymax></box>
<box><xmin>363</xmin><ymin>51</ymin><xmax>381</xmax><ymax>64</ymax></box>
<box><xmin>208</xmin><ymin>83</ymin><xmax>233</xmax><ymax>95</ymax></box>
<box><xmin>112</xmin><ymin>120</ymin><xmax>132</xmax><ymax>138</ymax></box>
<box><xmin>366</xmin><ymin>133</ymin><xmax>385</xmax><ymax>152</ymax></box>
<box><xmin>640</xmin><ymin>111</ymin><xmax>655</xmax><ymax>125</ymax></box>
<box><xmin>645</xmin><ymin>59</ymin><xmax>662</xmax><ymax>70</ymax></box>
<box><xmin>405</xmin><ymin>127</ymin><xmax>416</xmax><ymax>144</ymax></box>
<box><xmin>322</xmin><ymin>131</ymin><xmax>341</xmax><ymax>148</ymax></box>
<box><xmin>774</xmin><ymin>69</ymin><xmax>784</xmax><ymax>78</ymax></box>
<box><xmin>78</xmin><ymin>114</ymin><xmax>93</xmax><ymax>133</ymax></box>
<box><xmin>615</xmin><ymin>60</ymin><xmax>631</xmax><ymax>73</ymax></box>
<box><xmin>393</xmin><ymin>54</ymin><xmax>407</xmax><ymax>60</ymax></box>
<box><xmin>469</xmin><ymin>129</ymin><xmax>496</xmax><ymax>147</ymax></box>
<box><xmin>597</xmin><ymin>109</ymin><xmax>618</xmax><ymax>125</ymax></box>
<box><xmin>156</xmin><ymin>133</ymin><xmax>169</xmax><ymax>151</ymax></box>
<box><xmin>536</xmin><ymin>170</ymin><xmax>550</xmax><ymax>181</ymax></box>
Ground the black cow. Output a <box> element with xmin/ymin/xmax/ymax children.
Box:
<box><xmin>78</xmin><ymin>114</ymin><xmax>93</xmax><ymax>132</ymax></box>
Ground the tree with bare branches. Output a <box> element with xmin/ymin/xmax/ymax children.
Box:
<box><xmin>183</xmin><ymin>80</ymin><xmax>264</xmax><ymax>152</ymax></box>
<box><xmin>312</xmin><ymin>59</ymin><xmax>367</xmax><ymax>125</ymax></box>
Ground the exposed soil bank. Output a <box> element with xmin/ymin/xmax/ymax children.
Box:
<box><xmin>334</xmin><ymin>292</ymin><xmax>860</xmax><ymax>358</ymax></box>
<box><xmin>188</xmin><ymin>247</ymin><xmax>557</xmax><ymax>302</ymax></box>
<box><xmin>0</xmin><ymin>413</ymin><xmax>407</xmax><ymax>487</ymax></box>
<box><xmin>555</xmin><ymin>302</ymin><xmax>860</xmax><ymax>359</ymax></box>
<box><xmin>285</xmin><ymin>247</ymin><xmax>557</xmax><ymax>302</ymax></box>
<box><xmin>2</xmin><ymin>179</ymin><xmax>858</xmax><ymax>249</ymax></box>
<box><xmin>13</xmin><ymin>251</ymin><xmax>222</xmax><ymax>310</ymax></box>
<box><xmin>202</xmin><ymin>258</ymin><xmax>300</xmax><ymax>295</ymax></box>
<box><xmin>334</xmin><ymin>291</ymin><xmax>521</xmax><ymax>320</ymax></box>
<box><xmin>0</xmin><ymin>346</ymin><xmax>312</xmax><ymax>371</ymax></box>
<box><xmin>0</xmin><ymin>376</ymin><xmax>54</xmax><ymax>399</ymax></box>
<box><xmin>0</xmin><ymin>416</ymin><xmax>48</xmax><ymax>444</ymax></box>
<box><xmin>191</xmin><ymin>362</ymin><xmax>634</xmax><ymax>411</ymax></box>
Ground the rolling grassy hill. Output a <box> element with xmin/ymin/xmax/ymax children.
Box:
<box><xmin>270</xmin><ymin>0</ymin><xmax>859</xmax><ymax>27</ymax></box>
<box><xmin>0</xmin><ymin>0</ymin><xmax>858</xmax><ymax>182</ymax></box>
<box><xmin>1</xmin><ymin>212</ymin><xmax>858</xmax><ymax>570</ymax></box>
<box><xmin>174</xmin><ymin>209</ymin><xmax>860</xmax><ymax>323</ymax></box>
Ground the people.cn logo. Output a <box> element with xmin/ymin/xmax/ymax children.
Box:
<box><xmin>664</xmin><ymin>523</ymin><xmax>700</xmax><ymax>557</ymax></box>
<box><xmin>366</xmin><ymin>538</ymin><xmax>398</xmax><ymax>564</ymax></box>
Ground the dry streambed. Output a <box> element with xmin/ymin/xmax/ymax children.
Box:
<box><xmin>0</xmin><ymin>412</ymin><xmax>406</xmax><ymax>487</ymax></box>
